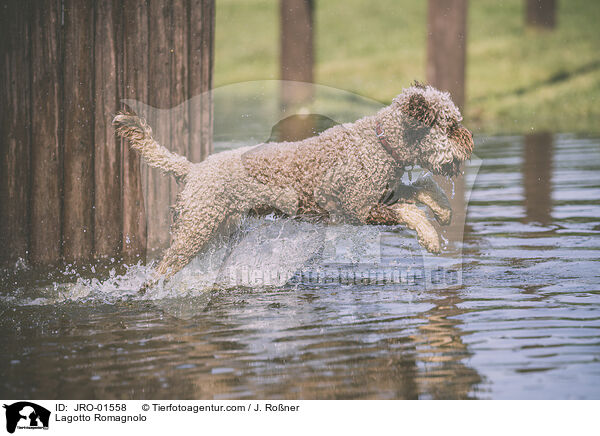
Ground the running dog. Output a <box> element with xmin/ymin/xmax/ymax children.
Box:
<box><xmin>113</xmin><ymin>83</ymin><xmax>473</xmax><ymax>291</ymax></box>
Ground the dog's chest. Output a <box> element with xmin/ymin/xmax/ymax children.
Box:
<box><xmin>360</xmin><ymin>145</ymin><xmax>403</xmax><ymax>196</ymax></box>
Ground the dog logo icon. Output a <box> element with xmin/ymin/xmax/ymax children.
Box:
<box><xmin>3</xmin><ymin>402</ymin><xmax>50</xmax><ymax>434</ymax></box>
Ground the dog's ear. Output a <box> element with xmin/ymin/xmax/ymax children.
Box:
<box><xmin>397</xmin><ymin>92</ymin><xmax>436</xmax><ymax>146</ymax></box>
<box><xmin>411</xmin><ymin>80</ymin><xmax>427</xmax><ymax>89</ymax></box>
<box><xmin>402</xmin><ymin>93</ymin><xmax>437</xmax><ymax>127</ymax></box>
<box><xmin>449</xmin><ymin>125</ymin><xmax>474</xmax><ymax>154</ymax></box>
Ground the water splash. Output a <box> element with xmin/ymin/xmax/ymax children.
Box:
<box><xmin>1</xmin><ymin>203</ymin><xmax>465</xmax><ymax>310</ymax></box>
<box><xmin>1</xmin><ymin>217</ymin><xmax>417</xmax><ymax>307</ymax></box>
<box><xmin>440</xmin><ymin>232</ymin><xmax>449</xmax><ymax>249</ymax></box>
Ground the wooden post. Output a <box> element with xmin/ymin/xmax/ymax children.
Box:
<box><xmin>280</xmin><ymin>0</ymin><xmax>314</xmax><ymax>111</ymax></box>
<box><xmin>525</xmin><ymin>0</ymin><xmax>556</xmax><ymax>29</ymax></box>
<box><xmin>0</xmin><ymin>1</ymin><xmax>31</xmax><ymax>267</ymax></box>
<box><xmin>169</xmin><ymin>0</ymin><xmax>189</xmax><ymax>208</ymax></box>
<box><xmin>122</xmin><ymin>0</ymin><xmax>149</xmax><ymax>263</ymax></box>
<box><xmin>63</xmin><ymin>0</ymin><xmax>95</xmax><ymax>264</ymax></box>
<box><xmin>1</xmin><ymin>0</ymin><xmax>215</xmax><ymax>268</ymax></box>
<box><xmin>94</xmin><ymin>0</ymin><xmax>122</xmax><ymax>260</ymax></box>
<box><xmin>189</xmin><ymin>0</ymin><xmax>215</xmax><ymax>162</ymax></box>
<box><xmin>147</xmin><ymin>0</ymin><xmax>173</xmax><ymax>252</ymax></box>
<box><xmin>426</xmin><ymin>0</ymin><xmax>468</xmax><ymax>111</ymax></box>
<box><xmin>29</xmin><ymin>0</ymin><xmax>62</xmax><ymax>266</ymax></box>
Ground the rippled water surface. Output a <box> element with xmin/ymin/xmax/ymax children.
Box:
<box><xmin>1</xmin><ymin>134</ymin><xmax>599</xmax><ymax>399</ymax></box>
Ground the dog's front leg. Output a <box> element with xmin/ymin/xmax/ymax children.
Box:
<box><xmin>384</xmin><ymin>174</ymin><xmax>452</xmax><ymax>226</ymax></box>
<box><xmin>412</xmin><ymin>175</ymin><xmax>452</xmax><ymax>225</ymax></box>
<box><xmin>367</xmin><ymin>203</ymin><xmax>441</xmax><ymax>253</ymax></box>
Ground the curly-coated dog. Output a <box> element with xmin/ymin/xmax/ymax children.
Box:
<box><xmin>114</xmin><ymin>83</ymin><xmax>474</xmax><ymax>291</ymax></box>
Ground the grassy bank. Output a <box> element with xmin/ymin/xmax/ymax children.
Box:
<box><xmin>215</xmin><ymin>0</ymin><xmax>600</xmax><ymax>135</ymax></box>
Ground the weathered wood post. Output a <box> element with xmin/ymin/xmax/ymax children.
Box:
<box><xmin>525</xmin><ymin>0</ymin><xmax>556</xmax><ymax>29</ymax></box>
<box><xmin>189</xmin><ymin>0</ymin><xmax>215</xmax><ymax>162</ymax></box>
<box><xmin>426</xmin><ymin>0</ymin><xmax>468</xmax><ymax>111</ymax></box>
<box><xmin>169</xmin><ymin>0</ymin><xmax>190</xmax><ymax>223</ymax></box>
<box><xmin>63</xmin><ymin>0</ymin><xmax>95</xmax><ymax>264</ymax></box>
<box><xmin>146</xmin><ymin>0</ymin><xmax>174</xmax><ymax>252</ymax></box>
<box><xmin>280</xmin><ymin>0</ymin><xmax>314</xmax><ymax>111</ymax></box>
<box><xmin>0</xmin><ymin>1</ymin><xmax>31</xmax><ymax>267</ymax></box>
<box><xmin>0</xmin><ymin>0</ymin><xmax>215</xmax><ymax>269</ymax></box>
<box><xmin>122</xmin><ymin>0</ymin><xmax>149</xmax><ymax>263</ymax></box>
<box><xmin>29</xmin><ymin>0</ymin><xmax>63</xmax><ymax>267</ymax></box>
<box><xmin>94</xmin><ymin>0</ymin><xmax>123</xmax><ymax>260</ymax></box>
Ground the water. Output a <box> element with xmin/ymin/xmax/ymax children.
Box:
<box><xmin>1</xmin><ymin>133</ymin><xmax>599</xmax><ymax>399</ymax></box>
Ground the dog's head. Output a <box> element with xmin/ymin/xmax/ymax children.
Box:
<box><xmin>386</xmin><ymin>83</ymin><xmax>474</xmax><ymax>177</ymax></box>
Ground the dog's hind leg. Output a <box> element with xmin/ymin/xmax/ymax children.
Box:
<box><xmin>139</xmin><ymin>232</ymin><xmax>214</xmax><ymax>294</ymax></box>
<box><xmin>139</xmin><ymin>240</ymin><xmax>204</xmax><ymax>294</ymax></box>
<box><xmin>139</xmin><ymin>207</ymin><xmax>235</xmax><ymax>293</ymax></box>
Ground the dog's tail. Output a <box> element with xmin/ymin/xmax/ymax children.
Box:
<box><xmin>113</xmin><ymin>111</ymin><xmax>191</xmax><ymax>181</ymax></box>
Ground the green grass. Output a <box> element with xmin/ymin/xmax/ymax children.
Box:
<box><xmin>215</xmin><ymin>0</ymin><xmax>600</xmax><ymax>134</ymax></box>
